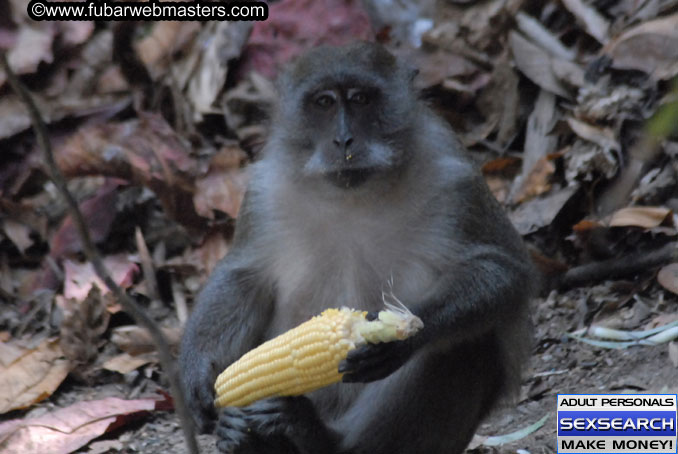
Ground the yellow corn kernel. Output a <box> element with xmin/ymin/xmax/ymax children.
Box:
<box><xmin>214</xmin><ymin>304</ymin><xmax>423</xmax><ymax>408</ymax></box>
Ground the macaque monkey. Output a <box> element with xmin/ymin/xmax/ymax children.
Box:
<box><xmin>179</xmin><ymin>42</ymin><xmax>535</xmax><ymax>454</ymax></box>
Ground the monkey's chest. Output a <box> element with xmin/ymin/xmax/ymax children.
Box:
<box><xmin>264</xmin><ymin>222</ymin><xmax>440</xmax><ymax>338</ymax></box>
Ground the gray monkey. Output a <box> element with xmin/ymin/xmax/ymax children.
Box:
<box><xmin>179</xmin><ymin>42</ymin><xmax>536</xmax><ymax>454</ymax></box>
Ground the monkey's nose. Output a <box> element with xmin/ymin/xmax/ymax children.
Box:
<box><xmin>333</xmin><ymin>136</ymin><xmax>354</xmax><ymax>150</ymax></box>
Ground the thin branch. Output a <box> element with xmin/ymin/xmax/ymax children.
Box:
<box><xmin>558</xmin><ymin>242</ymin><xmax>678</xmax><ymax>289</ymax></box>
<box><xmin>1</xmin><ymin>54</ymin><xmax>199</xmax><ymax>454</ymax></box>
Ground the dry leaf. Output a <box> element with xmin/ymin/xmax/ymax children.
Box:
<box><xmin>2</xmin><ymin>219</ymin><xmax>33</xmax><ymax>254</ymax></box>
<box><xmin>410</xmin><ymin>49</ymin><xmax>479</xmax><ymax>89</ymax></box>
<box><xmin>608</xmin><ymin>206</ymin><xmax>671</xmax><ymax>228</ymax></box>
<box><xmin>603</xmin><ymin>13</ymin><xmax>678</xmax><ymax>80</ymax></box>
<box><xmin>0</xmin><ymin>95</ymin><xmax>40</xmax><ymax>140</ymax></box>
<box><xmin>509</xmin><ymin>31</ymin><xmax>570</xmax><ymax>98</ymax></box>
<box><xmin>657</xmin><ymin>263</ymin><xmax>678</xmax><ymax>295</ymax></box>
<box><xmin>57</xmin><ymin>21</ymin><xmax>95</xmax><ymax>47</ymax></box>
<box><xmin>509</xmin><ymin>91</ymin><xmax>558</xmax><ymax>203</ymax></box>
<box><xmin>481</xmin><ymin>157</ymin><xmax>522</xmax><ymax>175</ymax></box>
<box><xmin>561</xmin><ymin>0</ymin><xmax>610</xmax><ymax>44</ymax></box>
<box><xmin>0</xmin><ymin>397</ymin><xmax>161</xmax><ymax>454</ymax></box>
<box><xmin>517</xmin><ymin>91</ymin><xmax>558</xmax><ymax>186</ymax></box>
<box><xmin>187</xmin><ymin>21</ymin><xmax>251</xmax><ymax>116</ymax></box>
<box><xmin>50</xmin><ymin>180</ymin><xmax>120</xmax><ymax>258</ymax></box>
<box><xmin>59</xmin><ymin>287</ymin><xmax>110</xmax><ymax>364</ymax></box>
<box><xmin>509</xmin><ymin>185</ymin><xmax>580</xmax><ymax>235</ymax></box>
<box><xmin>111</xmin><ymin>325</ymin><xmax>182</xmax><ymax>356</ymax></box>
<box><xmin>3</xmin><ymin>25</ymin><xmax>54</xmax><ymax>78</ymax></box>
<box><xmin>101</xmin><ymin>352</ymin><xmax>157</xmax><ymax>374</ymax></box>
<box><xmin>512</xmin><ymin>156</ymin><xmax>556</xmax><ymax>203</ymax></box>
<box><xmin>0</xmin><ymin>338</ymin><xmax>71</xmax><ymax>414</ymax></box>
<box><xmin>669</xmin><ymin>341</ymin><xmax>678</xmax><ymax>368</ymax></box>
<box><xmin>193</xmin><ymin>147</ymin><xmax>250</xmax><ymax>219</ymax></box>
<box><xmin>239</xmin><ymin>0</ymin><xmax>373</xmax><ymax>79</ymax></box>
<box><xmin>62</xmin><ymin>255</ymin><xmax>138</xmax><ymax>301</ymax></box>
<box><xmin>566</xmin><ymin>117</ymin><xmax>620</xmax><ymax>152</ymax></box>
<box><xmin>552</xmin><ymin>59</ymin><xmax>586</xmax><ymax>87</ymax></box>
<box><xmin>55</xmin><ymin>114</ymin><xmax>205</xmax><ymax>227</ymax></box>
<box><xmin>564</xmin><ymin>141</ymin><xmax>618</xmax><ymax>182</ymax></box>
<box><xmin>476</xmin><ymin>52</ymin><xmax>519</xmax><ymax>145</ymax></box>
<box><xmin>134</xmin><ymin>22</ymin><xmax>200</xmax><ymax>79</ymax></box>
<box><xmin>515</xmin><ymin>11</ymin><xmax>576</xmax><ymax>61</ymax></box>
<box><xmin>192</xmin><ymin>231</ymin><xmax>230</xmax><ymax>275</ymax></box>
<box><xmin>572</xmin><ymin>219</ymin><xmax>604</xmax><ymax>232</ymax></box>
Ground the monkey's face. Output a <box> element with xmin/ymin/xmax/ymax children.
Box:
<box><xmin>300</xmin><ymin>84</ymin><xmax>401</xmax><ymax>189</ymax></box>
<box><xmin>274</xmin><ymin>43</ymin><xmax>418</xmax><ymax>191</ymax></box>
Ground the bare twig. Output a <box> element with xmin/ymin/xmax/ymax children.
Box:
<box><xmin>1</xmin><ymin>54</ymin><xmax>199</xmax><ymax>454</ymax></box>
<box><xmin>559</xmin><ymin>242</ymin><xmax>678</xmax><ymax>289</ymax></box>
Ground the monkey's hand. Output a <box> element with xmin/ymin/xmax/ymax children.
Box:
<box><xmin>339</xmin><ymin>338</ymin><xmax>415</xmax><ymax>383</ymax></box>
<box><xmin>216</xmin><ymin>397</ymin><xmax>334</xmax><ymax>454</ymax></box>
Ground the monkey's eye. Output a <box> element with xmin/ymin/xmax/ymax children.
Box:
<box><xmin>349</xmin><ymin>91</ymin><xmax>369</xmax><ymax>105</ymax></box>
<box><xmin>314</xmin><ymin>93</ymin><xmax>336</xmax><ymax>108</ymax></box>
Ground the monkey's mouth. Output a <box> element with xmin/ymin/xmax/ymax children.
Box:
<box><xmin>326</xmin><ymin>167</ymin><xmax>375</xmax><ymax>188</ymax></box>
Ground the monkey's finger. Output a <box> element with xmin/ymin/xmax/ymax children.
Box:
<box><xmin>338</xmin><ymin>345</ymin><xmax>392</xmax><ymax>374</ymax></box>
<box><xmin>341</xmin><ymin>348</ymin><xmax>406</xmax><ymax>382</ymax></box>
<box><xmin>339</xmin><ymin>351</ymin><xmax>392</xmax><ymax>376</ymax></box>
<box><xmin>341</xmin><ymin>342</ymin><xmax>394</xmax><ymax>366</ymax></box>
<box><xmin>245</xmin><ymin>411</ymin><xmax>289</xmax><ymax>437</ymax></box>
<box><xmin>216</xmin><ymin>407</ymin><xmax>251</xmax><ymax>452</ymax></box>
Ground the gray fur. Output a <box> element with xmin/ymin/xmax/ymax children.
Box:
<box><xmin>179</xmin><ymin>42</ymin><xmax>536</xmax><ymax>454</ymax></box>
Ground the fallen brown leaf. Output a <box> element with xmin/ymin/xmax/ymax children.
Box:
<box><xmin>0</xmin><ymin>338</ymin><xmax>71</xmax><ymax>414</ymax></box>
<box><xmin>566</xmin><ymin>117</ymin><xmax>620</xmax><ymax>152</ymax></box>
<box><xmin>186</xmin><ymin>22</ymin><xmax>250</xmax><ymax>117</ymax></box>
<box><xmin>509</xmin><ymin>185</ymin><xmax>580</xmax><ymax>235</ymax></box>
<box><xmin>603</xmin><ymin>12</ymin><xmax>678</xmax><ymax>80</ymax></box>
<box><xmin>571</xmin><ymin>219</ymin><xmax>604</xmax><ymax>232</ymax></box>
<box><xmin>56</xmin><ymin>21</ymin><xmax>95</xmax><ymax>47</ymax></box>
<box><xmin>2</xmin><ymin>219</ymin><xmax>33</xmax><ymax>254</ymax></box>
<box><xmin>0</xmin><ymin>397</ymin><xmax>162</xmax><ymax>454</ymax></box>
<box><xmin>134</xmin><ymin>22</ymin><xmax>200</xmax><ymax>80</ymax></box>
<box><xmin>55</xmin><ymin>113</ymin><xmax>208</xmax><ymax>227</ymax></box>
<box><xmin>608</xmin><ymin>206</ymin><xmax>671</xmax><ymax>228</ymax></box>
<box><xmin>59</xmin><ymin>287</ymin><xmax>110</xmax><ymax>365</ymax></box>
<box><xmin>50</xmin><ymin>180</ymin><xmax>120</xmax><ymax>258</ymax></box>
<box><xmin>511</xmin><ymin>90</ymin><xmax>558</xmax><ymax>203</ymax></box>
<box><xmin>62</xmin><ymin>254</ymin><xmax>138</xmax><ymax>301</ymax></box>
<box><xmin>669</xmin><ymin>341</ymin><xmax>678</xmax><ymax>368</ymax></box>
<box><xmin>512</xmin><ymin>156</ymin><xmax>556</xmax><ymax>203</ymax></box>
<box><xmin>657</xmin><ymin>263</ymin><xmax>678</xmax><ymax>295</ymax></box>
<box><xmin>111</xmin><ymin>325</ymin><xmax>182</xmax><ymax>356</ymax></box>
<box><xmin>1</xmin><ymin>25</ymin><xmax>54</xmax><ymax>84</ymax></box>
<box><xmin>239</xmin><ymin>0</ymin><xmax>373</xmax><ymax>79</ymax></box>
<box><xmin>561</xmin><ymin>0</ymin><xmax>610</xmax><ymax>44</ymax></box>
<box><xmin>509</xmin><ymin>31</ymin><xmax>570</xmax><ymax>98</ymax></box>
<box><xmin>193</xmin><ymin>146</ymin><xmax>249</xmax><ymax>219</ymax></box>
<box><xmin>102</xmin><ymin>352</ymin><xmax>157</xmax><ymax>375</ymax></box>
<box><xmin>481</xmin><ymin>156</ymin><xmax>522</xmax><ymax>174</ymax></box>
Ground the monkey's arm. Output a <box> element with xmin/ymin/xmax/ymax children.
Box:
<box><xmin>342</xmin><ymin>174</ymin><xmax>535</xmax><ymax>383</ymax></box>
<box><xmin>179</xmin><ymin>197</ymin><xmax>275</xmax><ymax>432</ymax></box>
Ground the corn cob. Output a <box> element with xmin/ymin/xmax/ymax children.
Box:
<box><xmin>214</xmin><ymin>303</ymin><xmax>423</xmax><ymax>408</ymax></box>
